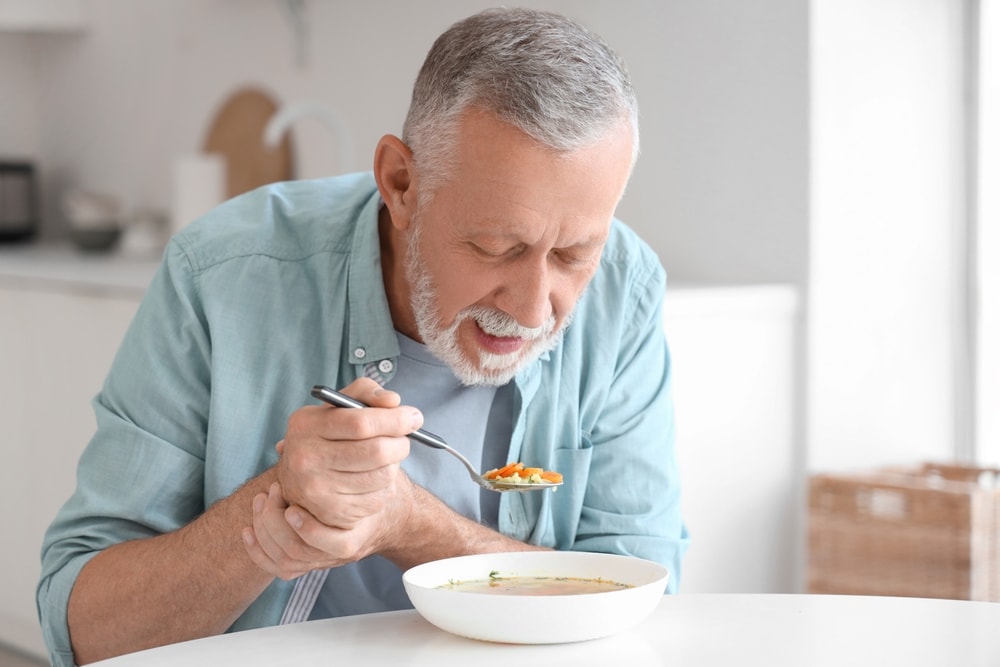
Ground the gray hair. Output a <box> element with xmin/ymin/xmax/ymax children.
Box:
<box><xmin>402</xmin><ymin>7</ymin><xmax>639</xmax><ymax>198</ymax></box>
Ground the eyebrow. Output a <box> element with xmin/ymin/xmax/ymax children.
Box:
<box><xmin>465</xmin><ymin>223</ymin><xmax>608</xmax><ymax>250</ymax></box>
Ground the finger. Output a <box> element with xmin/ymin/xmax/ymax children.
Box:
<box><xmin>283</xmin><ymin>414</ymin><xmax>413</xmax><ymax>474</ymax></box>
<box><xmin>244</xmin><ymin>493</ymin><xmax>295</xmax><ymax>578</ymax></box>
<box><xmin>330</xmin><ymin>378</ymin><xmax>423</xmax><ymax>437</ymax></box>
<box><xmin>280</xmin><ymin>437</ymin><xmax>408</xmax><ymax>497</ymax></box>
<box><xmin>248</xmin><ymin>487</ymin><xmax>296</xmax><ymax>571</ymax></box>
<box><xmin>284</xmin><ymin>504</ymin><xmax>367</xmax><ymax>562</ymax></box>
<box><xmin>242</xmin><ymin>526</ymin><xmax>286</xmax><ymax>577</ymax></box>
<box><xmin>340</xmin><ymin>377</ymin><xmax>401</xmax><ymax>409</ymax></box>
<box><xmin>308</xmin><ymin>482</ymin><xmax>397</xmax><ymax>528</ymax></box>
<box><xmin>288</xmin><ymin>402</ymin><xmax>420</xmax><ymax>448</ymax></box>
<box><xmin>320</xmin><ymin>403</ymin><xmax>422</xmax><ymax>443</ymax></box>
<box><xmin>298</xmin><ymin>461</ymin><xmax>400</xmax><ymax>497</ymax></box>
<box><xmin>280</xmin><ymin>457</ymin><xmax>401</xmax><ymax>528</ymax></box>
<box><xmin>250</xmin><ymin>484</ymin><xmax>324</xmax><ymax>579</ymax></box>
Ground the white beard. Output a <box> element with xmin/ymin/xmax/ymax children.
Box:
<box><xmin>403</xmin><ymin>221</ymin><xmax>569</xmax><ymax>387</ymax></box>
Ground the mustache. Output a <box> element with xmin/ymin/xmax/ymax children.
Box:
<box><xmin>461</xmin><ymin>306</ymin><xmax>556</xmax><ymax>340</ymax></box>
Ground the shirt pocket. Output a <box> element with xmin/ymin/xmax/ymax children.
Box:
<box><xmin>537</xmin><ymin>441</ymin><xmax>593</xmax><ymax>549</ymax></box>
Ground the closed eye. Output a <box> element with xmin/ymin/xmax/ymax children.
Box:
<box><xmin>551</xmin><ymin>247</ymin><xmax>601</xmax><ymax>267</ymax></box>
<box><xmin>471</xmin><ymin>242</ymin><xmax>525</xmax><ymax>259</ymax></box>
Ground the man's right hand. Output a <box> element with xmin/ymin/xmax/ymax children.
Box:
<box><xmin>242</xmin><ymin>378</ymin><xmax>423</xmax><ymax>579</ymax></box>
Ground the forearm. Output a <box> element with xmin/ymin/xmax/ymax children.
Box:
<box><xmin>380</xmin><ymin>482</ymin><xmax>547</xmax><ymax>571</ymax></box>
<box><xmin>67</xmin><ymin>468</ymin><xmax>278</xmax><ymax>665</ymax></box>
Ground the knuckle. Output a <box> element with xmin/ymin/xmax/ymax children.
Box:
<box><xmin>282</xmin><ymin>541</ymin><xmax>311</xmax><ymax>564</ymax></box>
<box><xmin>285</xmin><ymin>409</ymin><xmax>310</xmax><ymax>436</ymax></box>
<box><xmin>299</xmin><ymin>475</ymin><xmax>327</xmax><ymax>501</ymax></box>
<box><xmin>353</xmin><ymin>410</ymin><xmax>383</xmax><ymax>440</ymax></box>
<box><xmin>286</xmin><ymin>447</ymin><xmax>319</xmax><ymax>479</ymax></box>
<box><xmin>370</xmin><ymin>438</ymin><xmax>408</xmax><ymax>466</ymax></box>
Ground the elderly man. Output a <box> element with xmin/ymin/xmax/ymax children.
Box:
<box><xmin>39</xmin><ymin>7</ymin><xmax>688</xmax><ymax>666</ymax></box>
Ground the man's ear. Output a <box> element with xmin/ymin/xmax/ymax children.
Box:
<box><xmin>373</xmin><ymin>134</ymin><xmax>417</xmax><ymax>231</ymax></box>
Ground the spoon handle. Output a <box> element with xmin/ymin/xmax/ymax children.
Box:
<box><xmin>309</xmin><ymin>384</ymin><xmax>557</xmax><ymax>493</ymax></box>
<box><xmin>310</xmin><ymin>385</ymin><xmax>449</xmax><ymax>450</ymax></box>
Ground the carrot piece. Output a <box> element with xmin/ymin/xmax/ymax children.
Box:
<box><xmin>540</xmin><ymin>471</ymin><xmax>563</xmax><ymax>483</ymax></box>
<box><xmin>522</xmin><ymin>467</ymin><xmax>544</xmax><ymax>476</ymax></box>
<box><xmin>490</xmin><ymin>462</ymin><xmax>522</xmax><ymax>479</ymax></box>
<box><xmin>505</xmin><ymin>462</ymin><xmax>525</xmax><ymax>477</ymax></box>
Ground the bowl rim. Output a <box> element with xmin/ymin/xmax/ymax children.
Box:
<box><xmin>403</xmin><ymin>550</ymin><xmax>669</xmax><ymax>593</ymax></box>
<box><xmin>401</xmin><ymin>551</ymin><xmax>669</xmax><ymax>644</ymax></box>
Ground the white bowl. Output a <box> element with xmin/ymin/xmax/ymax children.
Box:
<box><xmin>402</xmin><ymin>551</ymin><xmax>668</xmax><ymax>644</ymax></box>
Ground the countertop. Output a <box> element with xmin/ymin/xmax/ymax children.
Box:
<box><xmin>0</xmin><ymin>242</ymin><xmax>161</xmax><ymax>296</ymax></box>
<box><xmin>0</xmin><ymin>243</ymin><xmax>799</xmax><ymax>312</ymax></box>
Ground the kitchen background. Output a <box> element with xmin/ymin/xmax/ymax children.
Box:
<box><xmin>1</xmin><ymin>0</ymin><xmax>995</xmax><ymax>662</ymax></box>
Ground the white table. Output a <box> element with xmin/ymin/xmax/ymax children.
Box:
<box><xmin>89</xmin><ymin>593</ymin><xmax>1000</xmax><ymax>666</ymax></box>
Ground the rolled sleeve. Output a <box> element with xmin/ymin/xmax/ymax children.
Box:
<box><xmin>37</xmin><ymin>245</ymin><xmax>211</xmax><ymax>664</ymax></box>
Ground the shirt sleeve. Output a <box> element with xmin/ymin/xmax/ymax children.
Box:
<box><xmin>37</xmin><ymin>241</ymin><xmax>212</xmax><ymax>666</ymax></box>
<box><xmin>573</xmin><ymin>263</ymin><xmax>690</xmax><ymax>592</ymax></box>
<box><xmin>503</xmin><ymin>231</ymin><xmax>691</xmax><ymax>593</ymax></box>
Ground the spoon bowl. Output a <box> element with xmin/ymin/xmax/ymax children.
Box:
<box><xmin>310</xmin><ymin>385</ymin><xmax>561</xmax><ymax>493</ymax></box>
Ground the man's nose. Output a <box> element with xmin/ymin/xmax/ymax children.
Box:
<box><xmin>496</xmin><ymin>257</ymin><xmax>553</xmax><ymax>330</ymax></box>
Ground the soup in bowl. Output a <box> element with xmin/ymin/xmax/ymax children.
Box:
<box><xmin>402</xmin><ymin>551</ymin><xmax>669</xmax><ymax>644</ymax></box>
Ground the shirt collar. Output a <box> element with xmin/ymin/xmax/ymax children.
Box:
<box><xmin>347</xmin><ymin>189</ymin><xmax>400</xmax><ymax>373</ymax></box>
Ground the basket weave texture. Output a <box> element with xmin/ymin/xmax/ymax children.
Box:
<box><xmin>807</xmin><ymin>462</ymin><xmax>1000</xmax><ymax>601</ymax></box>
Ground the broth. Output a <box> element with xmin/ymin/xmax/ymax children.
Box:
<box><xmin>440</xmin><ymin>575</ymin><xmax>632</xmax><ymax>596</ymax></box>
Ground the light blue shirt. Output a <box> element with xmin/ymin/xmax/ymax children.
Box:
<box><xmin>38</xmin><ymin>172</ymin><xmax>689</xmax><ymax>667</ymax></box>
<box><xmin>308</xmin><ymin>330</ymin><xmax>504</xmax><ymax>620</ymax></box>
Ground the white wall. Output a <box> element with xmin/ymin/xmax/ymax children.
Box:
<box><xmin>573</xmin><ymin>1</ymin><xmax>809</xmax><ymax>285</ymax></box>
<box><xmin>3</xmin><ymin>0</ymin><xmax>810</xmax><ymax>288</ymax></box>
<box><xmin>977</xmin><ymin>0</ymin><xmax>1000</xmax><ymax>464</ymax></box>
<box><xmin>808</xmin><ymin>0</ymin><xmax>967</xmax><ymax>471</ymax></box>
<box><xmin>0</xmin><ymin>32</ymin><xmax>39</xmax><ymax>158</ymax></box>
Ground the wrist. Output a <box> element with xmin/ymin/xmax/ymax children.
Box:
<box><xmin>379</xmin><ymin>472</ymin><xmax>417</xmax><ymax>553</ymax></box>
<box><xmin>378</xmin><ymin>478</ymin><xmax>453</xmax><ymax>568</ymax></box>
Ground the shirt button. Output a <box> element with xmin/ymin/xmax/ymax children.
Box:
<box><xmin>378</xmin><ymin>359</ymin><xmax>394</xmax><ymax>374</ymax></box>
<box><xmin>353</xmin><ymin>347</ymin><xmax>366</xmax><ymax>359</ymax></box>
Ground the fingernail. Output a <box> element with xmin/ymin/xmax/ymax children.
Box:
<box><xmin>411</xmin><ymin>410</ymin><xmax>423</xmax><ymax>430</ymax></box>
<box><xmin>253</xmin><ymin>494</ymin><xmax>264</xmax><ymax>514</ymax></box>
<box><xmin>286</xmin><ymin>508</ymin><xmax>303</xmax><ymax>529</ymax></box>
<box><xmin>242</xmin><ymin>529</ymin><xmax>255</xmax><ymax>547</ymax></box>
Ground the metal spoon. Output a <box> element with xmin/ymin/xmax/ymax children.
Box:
<box><xmin>310</xmin><ymin>385</ymin><xmax>561</xmax><ymax>493</ymax></box>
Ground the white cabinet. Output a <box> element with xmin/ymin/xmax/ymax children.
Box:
<box><xmin>0</xmin><ymin>0</ymin><xmax>87</xmax><ymax>32</ymax></box>
<box><xmin>0</xmin><ymin>247</ymin><xmax>152</xmax><ymax>658</ymax></box>
<box><xmin>664</xmin><ymin>285</ymin><xmax>802</xmax><ymax>594</ymax></box>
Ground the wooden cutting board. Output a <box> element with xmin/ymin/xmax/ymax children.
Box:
<box><xmin>202</xmin><ymin>87</ymin><xmax>293</xmax><ymax>199</ymax></box>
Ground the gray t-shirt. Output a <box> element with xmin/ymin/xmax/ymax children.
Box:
<box><xmin>308</xmin><ymin>332</ymin><xmax>513</xmax><ymax>619</ymax></box>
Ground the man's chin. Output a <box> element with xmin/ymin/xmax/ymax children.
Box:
<box><xmin>455</xmin><ymin>339</ymin><xmax>557</xmax><ymax>386</ymax></box>
<box><xmin>452</xmin><ymin>360</ymin><xmax>520</xmax><ymax>387</ymax></box>
<box><xmin>435</xmin><ymin>320</ymin><xmax>565</xmax><ymax>387</ymax></box>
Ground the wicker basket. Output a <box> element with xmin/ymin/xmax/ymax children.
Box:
<box><xmin>807</xmin><ymin>462</ymin><xmax>1000</xmax><ymax>601</ymax></box>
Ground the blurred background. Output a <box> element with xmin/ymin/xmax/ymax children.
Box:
<box><xmin>0</xmin><ymin>0</ymin><xmax>996</xmax><ymax>662</ymax></box>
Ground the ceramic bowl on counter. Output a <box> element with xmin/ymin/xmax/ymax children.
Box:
<box><xmin>62</xmin><ymin>190</ymin><xmax>123</xmax><ymax>252</ymax></box>
<box><xmin>69</xmin><ymin>226</ymin><xmax>122</xmax><ymax>252</ymax></box>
